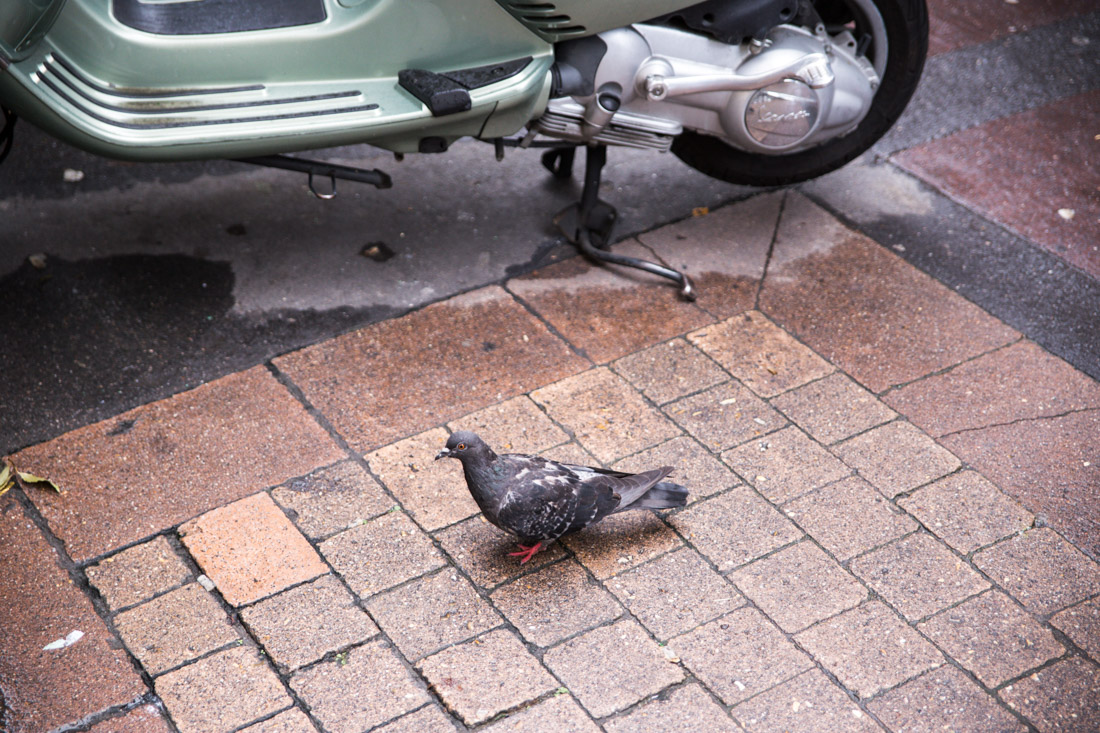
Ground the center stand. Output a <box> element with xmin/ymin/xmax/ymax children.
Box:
<box><xmin>552</xmin><ymin>144</ymin><xmax>696</xmax><ymax>301</ymax></box>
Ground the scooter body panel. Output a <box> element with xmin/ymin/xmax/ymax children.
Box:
<box><xmin>3</xmin><ymin>0</ymin><xmax>638</xmax><ymax>159</ymax></box>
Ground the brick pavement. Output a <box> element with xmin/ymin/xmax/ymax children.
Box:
<box><xmin>3</xmin><ymin>5</ymin><xmax>1099</xmax><ymax>733</ymax></box>
<box><xmin>4</xmin><ymin>186</ymin><xmax>1098</xmax><ymax>732</ymax></box>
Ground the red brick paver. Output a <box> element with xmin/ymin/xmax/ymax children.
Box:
<box><xmin>760</xmin><ymin>194</ymin><xmax>1018</xmax><ymax>393</ymax></box>
<box><xmin>544</xmin><ymin>619</ymin><xmax>684</xmax><ymax>718</ymax></box>
<box><xmin>509</xmin><ymin>241</ymin><xmax>713</xmax><ymax>363</ymax></box>
<box><xmin>637</xmin><ymin>192</ymin><xmax>779</xmax><ymax>318</ymax></box>
<box><xmin>925</xmin><ymin>0</ymin><xmax>1097</xmax><ymax>55</ymax></box>
<box><xmin>896</xmin><ymin>90</ymin><xmax>1100</xmax><ymax>278</ymax></box>
<box><xmin>179</xmin><ymin>492</ymin><xmax>327</xmax><ymax>606</ymax></box>
<box><xmin>15</xmin><ymin>366</ymin><xmax>343</xmax><ymax>562</ymax></box>
<box><xmin>274</xmin><ymin>286</ymin><xmax>588</xmax><ymax>452</ymax></box>
<box><xmin>0</xmin><ymin>500</ymin><xmax>146</xmax><ymax>733</ymax></box>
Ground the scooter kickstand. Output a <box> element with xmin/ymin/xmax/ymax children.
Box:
<box><xmin>554</xmin><ymin>144</ymin><xmax>696</xmax><ymax>301</ymax></box>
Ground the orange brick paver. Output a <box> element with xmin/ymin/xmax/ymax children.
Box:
<box><xmin>3</xmin><ymin>191</ymin><xmax>1098</xmax><ymax>732</ymax></box>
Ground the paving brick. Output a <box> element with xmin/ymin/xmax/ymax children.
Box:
<box><xmin>899</xmin><ymin>471</ymin><xmax>1034</xmax><ymax>555</ymax></box>
<box><xmin>86</xmin><ymin>535</ymin><xmax>191</xmax><ymax>612</ymax></box>
<box><xmin>973</xmin><ymin>528</ymin><xmax>1100</xmax><ymax>615</ymax></box>
<box><xmin>366</xmin><ymin>428</ymin><xmax>478</xmax><ymax>532</ymax></box>
<box><xmin>918</xmin><ymin>591</ymin><xmax>1064</xmax><ymax>688</ymax></box>
<box><xmin>613</xmin><ymin>436</ymin><xmax>739</xmax><ymax>504</ymax></box>
<box><xmin>895</xmin><ymin>90</ymin><xmax>1100</xmax><ymax>278</ymax></box>
<box><xmin>156</xmin><ymin>645</ymin><xmax>292</xmax><ymax>733</ymax></box>
<box><xmin>491</xmin><ymin>560</ymin><xmax>621</xmax><ymax>647</ymax></box>
<box><xmin>670</xmin><ymin>487</ymin><xmax>802</xmax><ymax>572</ymax></box>
<box><xmin>771</xmin><ymin>372</ymin><xmax>897</xmax><ymax>445</ymax></box>
<box><xmin>664</xmin><ymin>382</ymin><xmax>787</xmax><ymax>452</ymax></box>
<box><xmin>783</xmin><ymin>476</ymin><xmax>917</xmax><ymax>561</ymax></box>
<box><xmin>87</xmin><ymin>704</ymin><xmax>173</xmax><ymax>733</ymax></box>
<box><xmin>609</xmin><ymin>548</ymin><xmax>744</xmax><ymax>640</ymax></box>
<box><xmin>562</xmin><ymin>510</ymin><xmax>683</xmax><ymax>580</ymax></box>
<box><xmin>447</xmin><ymin>396</ymin><xmax>569</xmax><ymax>454</ymax></box>
<box><xmin>0</xmin><ymin>501</ymin><xmax>145</xmax><ymax>733</ymax></box>
<box><xmin>435</xmin><ymin>514</ymin><xmax>567</xmax><ymax>589</ymax></box>
<box><xmin>759</xmin><ymin>193</ymin><xmax>1017</xmax><ymax>394</ymax></box>
<box><xmin>794</xmin><ymin>601</ymin><xmax>943</xmax><ymax>699</ymax></box>
<box><xmin>270</xmin><ymin>460</ymin><xmax>391</xmax><ymax>541</ymax></box>
<box><xmin>274</xmin><ymin>286</ymin><xmax>587</xmax><ymax>452</ymax></box>
<box><xmin>869</xmin><ymin>665</ymin><xmax>1026</xmax><ymax>733</ymax></box>
<box><xmin>850</xmin><ymin>533</ymin><xmax>989</xmax><ymax>622</ymax></box>
<box><xmin>319</xmin><ymin>510</ymin><xmax>445</xmax><ymax>597</ymax></box>
<box><xmin>612</xmin><ymin>338</ymin><xmax>728</xmax><ymax>406</ymax></box>
<box><xmin>240</xmin><ymin>574</ymin><xmax>378</xmax><ymax>672</ymax></box>
<box><xmin>531</xmin><ymin>368</ymin><xmax>680</xmax><ymax>464</ymax></box>
<box><xmin>884</xmin><ymin>341</ymin><xmax>1100</xmax><ymax>438</ymax></box>
<box><xmin>731</xmin><ymin>668</ymin><xmax>881</xmax><ymax>733</ymax></box>
<box><xmin>1000</xmin><ymin>657</ymin><xmax>1100</xmax><ymax>732</ymax></box>
<box><xmin>483</xmin><ymin>694</ymin><xmax>599</xmax><ymax>733</ymax></box>
<box><xmin>509</xmin><ymin>241</ymin><xmax>713</xmax><ymax>363</ymax></box>
<box><xmin>366</xmin><ymin>568</ymin><xmax>502</xmax><ymax>660</ymax></box>
<box><xmin>289</xmin><ymin>639</ymin><xmax>430</xmax><ymax>733</ymax></box>
<box><xmin>925</xmin><ymin>0</ymin><xmax>1096</xmax><ymax>55</ymax></box>
<box><xmin>688</xmin><ymin>311</ymin><xmax>833</xmax><ymax>398</ymax></box>
<box><xmin>16</xmin><ymin>366</ymin><xmax>343</xmax><ymax>562</ymax></box>
<box><xmin>372</xmin><ymin>705</ymin><xmax>459</xmax><ymax>733</ymax></box>
<box><xmin>114</xmin><ymin>583</ymin><xmax>238</xmax><ymax>675</ymax></box>
<box><xmin>237</xmin><ymin>708</ymin><xmax>316</xmax><ymax>733</ymax></box>
<box><xmin>418</xmin><ymin>629</ymin><xmax>557</xmax><ymax>726</ymax></box>
<box><xmin>672</xmin><ymin>607</ymin><xmax>814</xmax><ymax>706</ymax></box>
<box><xmin>179</xmin><ymin>492</ymin><xmax>327</xmax><ymax>607</ymax></box>
<box><xmin>731</xmin><ymin>541</ymin><xmax>867</xmax><ymax>633</ymax></box>
<box><xmin>835</xmin><ymin>422</ymin><xmax>961</xmax><ymax>498</ymax></box>
<box><xmin>604</xmin><ymin>683</ymin><xmax>738</xmax><ymax>733</ymax></box>
<box><xmin>1051</xmin><ymin>596</ymin><xmax>1100</xmax><ymax>660</ymax></box>
<box><xmin>637</xmin><ymin>192</ymin><xmax>780</xmax><ymax>319</ymax></box>
<box><xmin>942</xmin><ymin>411</ymin><xmax>1100</xmax><ymax>560</ymax></box>
<box><xmin>544</xmin><ymin>619</ymin><xmax>684</xmax><ymax>718</ymax></box>
<box><xmin>723</xmin><ymin>426</ymin><xmax>851</xmax><ymax>504</ymax></box>
<box><xmin>539</xmin><ymin>441</ymin><xmax>600</xmax><ymax>466</ymax></box>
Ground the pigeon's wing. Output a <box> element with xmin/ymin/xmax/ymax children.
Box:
<box><xmin>582</xmin><ymin>467</ymin><xmax>675</xmax><ymax>511</ymax></box>
<box><xmin>495</xmin><ymin>460</ymin><xmax>621</xmax><ymax>542</ymax></box>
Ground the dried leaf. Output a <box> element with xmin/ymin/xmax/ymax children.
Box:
<box><xmin>0</xmin><ymin>459</ymin><xmax>14</xmax><ymax>498</ymax></box>
<box><xmin>17</xmin><ymin>470</ymin><xmax>62</xmax><ymax>493</ymax></box>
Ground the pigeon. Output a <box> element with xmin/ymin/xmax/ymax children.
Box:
<box><xmin>435</xmin><ymin>430</ymin><xmax>688</xmax><ymax>563</ymax></box>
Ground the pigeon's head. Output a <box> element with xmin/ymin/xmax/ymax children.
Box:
<box><xmin>435</xmin><ymin>430</ymin><xmax>494</xmax><ymax>463</ymax></box>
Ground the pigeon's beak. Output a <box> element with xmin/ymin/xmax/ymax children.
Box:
<box><xmin>434</xmin><ymin>448</ymin><xmax>452</xmax><ymax>461</ymax></box>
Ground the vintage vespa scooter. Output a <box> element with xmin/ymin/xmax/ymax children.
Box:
<box><xmin>0</xmin><ymin>0</ymin><xmax>927</xmax><ymax>297</ymax></box>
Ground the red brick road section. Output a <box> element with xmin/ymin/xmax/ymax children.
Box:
<box><xmin>0</xmin><ymin>498</ymin><xmax>145</xmax><ymax>731</ymax></box>
<box><xmin>3</xmin><ymin>190</ymin><xmax>1099</xmax><ymax>731</ymax></box>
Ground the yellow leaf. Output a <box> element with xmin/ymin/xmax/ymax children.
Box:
<box><xmin>17</xmin><ymin>471</ymin><xmax>62</xmax><ymax>493</ymax></box>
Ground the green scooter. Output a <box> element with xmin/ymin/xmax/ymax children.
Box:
<box><xmin>0</xmin><ymin>0</ymin><xmax>927</xmax><ymax>295</ymax></box>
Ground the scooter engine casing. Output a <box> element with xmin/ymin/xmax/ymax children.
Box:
<box><xmin>540</xmin><ymin>23</ymin><xmax>880</xmax><ymax>157</ymax></box>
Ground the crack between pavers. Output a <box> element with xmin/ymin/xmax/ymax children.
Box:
<box><xmin>500</xmin><ymin>282</ymin><xmax>595</xmax><ymax>366</ymax></box>
<box><xmin>873</xmin><ymin>335</ymin><xmax>1028</xmax><ymax>400</ymax></box>
<box><xmin>935</xmin><ymin>406</ymin><xmax>1100</xmax><ymax>441</ymax></box>
<box><xmin>753</xmin><ymin>189</ymin><xmax>788</xmax><ymax>312</ymax></box>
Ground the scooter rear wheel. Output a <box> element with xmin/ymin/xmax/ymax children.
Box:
<box><xmin>670</xmin><ymin>0</ymin><xmax>927</xmax><ymax>187</ymax></box>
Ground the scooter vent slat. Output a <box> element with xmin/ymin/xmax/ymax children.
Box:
<box><xmin>498</xmin><ymin>2</ymin><xmax>587</xmax><ymax>41</ymax></box>
<box><xmin>35</xmin><ymin>54</ymin><xmax>379</xmax><ymax>130</ymax></box>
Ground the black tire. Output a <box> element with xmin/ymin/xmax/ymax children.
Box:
<box><xmin>670</xmin><ymin>0</ymin><xmax>928</xmax><ymax>187</ymax></box>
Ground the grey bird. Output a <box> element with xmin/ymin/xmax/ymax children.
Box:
<box><xmin>435</xmin><ymin>430</ymin><xmax>688</xmax><ymax>563</ymax></box>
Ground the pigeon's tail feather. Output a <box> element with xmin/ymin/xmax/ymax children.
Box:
<box><xmin>616</xmin><ymin>481</ymin><xmax>688</xmax><ymax>512</ymax></box>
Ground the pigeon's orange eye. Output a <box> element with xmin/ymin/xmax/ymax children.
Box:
<box><xmin>457</xmin><ymin>443</ymin><xmax>466</xmax><ymax>451</ymax></box>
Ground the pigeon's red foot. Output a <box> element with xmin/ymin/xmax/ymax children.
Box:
<box><xmin>507</xmin><ymin>542</ymin><xmax>543</xmax><ymax>564</ymax></box>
